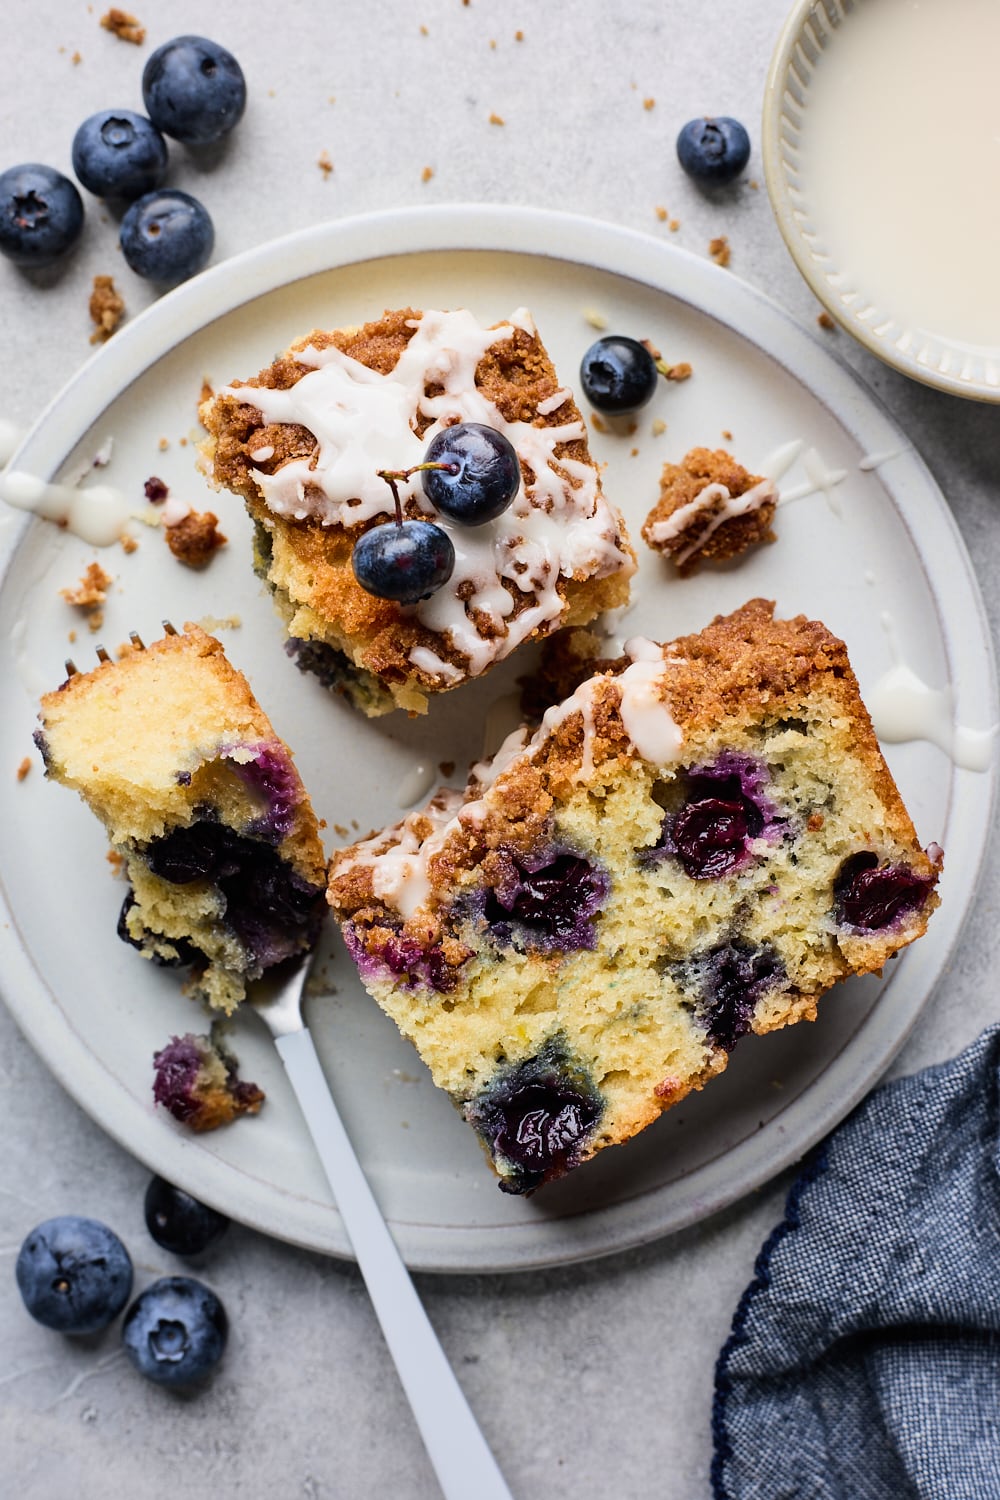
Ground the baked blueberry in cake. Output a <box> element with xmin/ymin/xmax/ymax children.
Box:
<box><xmin>199</xmin><ymin>306</ymin><xmax>635</xmax><ymax>716</ymax></box>
<box><xmin>153</xmin><ymin>1027</ymin><xmax>264</xmax><ymax>1131</ymax></box>
<box><xmin>36</xmin><ymin>624</ymin><xmax>328</xmax><ymax>1014</ymax></box>
<box><xmin>642</xmin><ymin>447</ymin><xmax>777</xmax><ymax>576</ymax></box>
<box><xmin>328</xmin><ymin>600</ymin><xmax>942</xmax><ymax>1193</ymax></box>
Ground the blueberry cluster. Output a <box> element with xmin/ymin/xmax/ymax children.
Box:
<box><xmin>0</xmin><ymin>36</ymin><xmax>245</xmax><ymax>285</ymax></box>
<box><xmin>15</xmin><ymin>1179</ymin><xmax>231</xmax><ymax>1386</ymax></box>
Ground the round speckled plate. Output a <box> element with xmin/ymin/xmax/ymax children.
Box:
<box><xmin>0</xmin><ymin>206</ymin><xmax>994</xmax><ymax>1272</ymax></box>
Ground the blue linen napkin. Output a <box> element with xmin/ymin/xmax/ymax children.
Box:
<box><xmin>712</xmin><ymin>1024</ymin><xmax>1000</xmax><ymax>1500</ymax></box>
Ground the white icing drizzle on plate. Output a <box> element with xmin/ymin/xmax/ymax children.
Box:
<box><xmin>0</xmin><ymin>470</ymin><xmax>134</xmax><ymax>547</ymax></box>
<box><xmin>220</xmin><ymin>307</ymin><xmax>631</xmax><ymax>678</ymax></box>
<box><xmin>868</xmin><ymin>612</ymin><xmax>997</xmax><ymax>772</ymax></box>
<box><xmin>396</xmin><ymin>761</ymin><xmax>439</xmax><ymax>808</ymax></box>
<box><xmin>777</xmin><ymin>446</ymin><xmax>848</xmax><ymax>514</ymax></box>
<box><xmin>858</xmin><ymin>449</ymin><xmax>902</xmax><ymax>472</ymax></box>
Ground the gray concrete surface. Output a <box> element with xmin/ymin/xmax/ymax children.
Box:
<box><xmin>2</xmin><ymin>3</ymin><xmax>998</xmax><ymax>1496</ymax></box>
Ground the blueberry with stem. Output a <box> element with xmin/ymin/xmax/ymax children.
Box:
<box><xmin>422</xmin><ymin>422</ymin><xmax>520</xmax><ymax>524</ymax></box>
<box><xmin>352</xmin><ymin>470</ymin><xmax>455</xmax><ymax>605</ymax></box>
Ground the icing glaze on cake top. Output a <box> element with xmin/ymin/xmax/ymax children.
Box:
<box><xmin>220</xmin><ymin>307</ymin><xmax>632</xmax><ymax>677</ymax></box>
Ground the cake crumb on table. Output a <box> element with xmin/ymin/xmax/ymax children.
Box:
<box><xmin>652</xmin><ymin>418</ymin><xmax>667</xmax><ymax>436</ymax></box>
<box><xmin>817</xmin><ymin>311</ymin><xmax>837</xmax><ymax>331</ymax></box>
<box><xmin>655</xmin><ymin>205</ymin><xmax>668</xmax><ymax>222</ymax></box>
<box><xmin>514</xmin><ymin>28</ymin><xmax>523</xmax><ymax>39</ymax></box>
<box><xmin>72</xmin><ymin>49</ymin><xmax>82</xmax><ymax>63</ymax></box>
<box><xmin>584</xmin><ymin>308</ymin><xmax>608</xmax><ymax>330</ymax></box>
<box><xmin>488</xmin><ymin>111</ymin><xmax>505</xmax><ymax>125</ymax></box>
<box><xmin>60</xmin><ymin>562</ymin><xmax>113</xmax><ymax>632</ymax></box>
<box><xmin>16</xmin><ymin>757</ymin><xmax>31</xmax><ymax>782</ymax></box>
<box><xmin>709</xmin><ymin>236</ymin><xmax>731</xmax><ymax>268</ymax></box>
<box><xmin>196</xmin><ymin>613</ymin><xmax>242</xmax><ymax>632</ymax></box>
<box><xmin>165</xmin><ymin>509</ymin><xmax>227</xmax><ymax>568</ymax></box>
<box><xmin>158</xmin><ymin>437</ymin><xmax>169</xmax><ymax>451</ymax></box>
<box><xmin>120</xmin><ymin>533</ymin><xmax>139</xmax><ymax>554</ymax></box>
<box><xmin>421</xmin><ymin>165</ymin><xmax>434</xmax><ymax>182</ymax></box>
<box><xmin>99</xmin><ymin>8</ymin><xmax>145</xmax><ymax>43</ymax></box>
<box><xmin>669</xmin><ymin>219</ymin><xmax>680</xmax><ymax>232</ymax></box>
<box><xmin>722</xmin><ymin>428</ymin><xmax>734</xmax><ymax>441</ymax></box>
<box><xmin>317</xmin><ymin>151</ymin><xmax>334</xmax><ymax>177</ymax></box>
<box><xmin>89</xmin><ymin>275</ymin><xmax>125</xmax><ymax>343</ymax></box>
<box><xmin>643</xmin><ymin>97</ymin><xmax>656</xmax><ymax>110</ymax></box>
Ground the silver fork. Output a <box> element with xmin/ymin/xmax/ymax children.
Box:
<box><xmin>76</xmin><ymin>628</ymin><xmax>515</xmax><ymax>1500</ymax></box>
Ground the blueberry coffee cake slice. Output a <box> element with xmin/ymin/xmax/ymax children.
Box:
<box><xmin>199</xmin><ymin>306</ymin><xmax>635</xmax><ymax>716</ymax></box>
<box><xmin>328</xmin><ymin>600</ymin><xmax>942</xmax><ymax>1193</ymax></box>
<box><xmin>36</xmin><ymin>625</ymin><xmax>328</xmax><ymax>1013</ymax></box>
<box><xmin>642</xmin><ymin>446</ymin><xmax>778</xmax><ymax>576</ymax></box>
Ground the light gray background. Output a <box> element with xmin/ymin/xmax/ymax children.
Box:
<box><xmin>2</xmin><ymin>3</ymin><xmax>997</xmax><ymax>1497</ymax></box>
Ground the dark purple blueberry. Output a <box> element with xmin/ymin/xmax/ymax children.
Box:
<box><xmin>0</xmin><ymin>164</ymin><xmax>84</xmax><ymax>268</ymax></box>
<box><xmin>342</xmin><ymin>920</ymin><xmax>457</xmax><ymax>993</ymax></box>
<box><xmin>465</xmin><ymin>1045</ymin><xmax>603</xmax><ymax>1193</ymax></box>
<box><xmin>146</xmin><ymin>821</ymin><xmax>228</xmax><ymax>883</ymax></box>
<box><xmin>144</xmin><ymin>1176</ymin><xmax>229</xmax><ymax>1257</ymax></box>
<box><xmin>422</xmin><ymin>423</ymin><xmax>520</xmax><ymax>525</ymax></box>
<box><xmin>152</xmin><ymin>1035</ymin><xmax>206</xmax><ymax>1125</ymax></box>
<box><xmin>479</xmin><ymin>848</ymin><xmax>609</xmax><ymax>952</ymax></box>
<box><xmin>834</xmin><ymin>852</ymin><xmax>932</xmax><ymax>931</ymax></box>
<box><xmin>352</xmin><ymin>517</ymin><xmax>455</xmax><ymax>605</ymax></box>
<box><xmin>16</xmin><ymin>1216</ymin><xmax>133</xmax><ymax>1335</ymax></box>
<box><xmin>122</xmin><ymin>1276</ymin><xmax>227</xmax><ymax>1387</ymax></box>
<box><xmin>119</xmin><ymin>188</ymin><xmax>214</xmax><ymax>286</ymax></box>
<box><xmin>71</xmin><ymin>110</ymin><xmax>168</xmax><ymax>201</ymax></box>
<box><xmin>687</xmin><ymin>939</ymin><xmax>785</xmax><ymax>1053</ymax></box>
<box><xmin>230</xmin><ymin>743</ymin><xmax>299</xmax><ymax>841</ymax></box>
<box><xmin>152</xmin><ymin>1032</ymin><xmax>264</xmax><ymax>1130</ymax></box>
<box><xmin>646</xmin><ymin>753</ymin><xmax>781</xmax><ymax>879</ymax></box>
<box><xmin>676</xmin><ymin>117</ymin><xmax>751</xmax><ymax>185</ymax></box>
<box><xmin>144</xmin><ymin>475</ymin><xmax>169</xmax><ymax>502</ymax></box>
<box><xmin>580</xmin><ymin>335</ymin><xmax>658</xmax><ymax>415</ymax></box>
<box><xmin>142</xmin><ymin>36</ymin><xmax>247</xmax><ymax>146</ymax></box>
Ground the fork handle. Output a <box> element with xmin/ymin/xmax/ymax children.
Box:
<box><xmin>275</xmin><ymin>1028</ymin><xmax>516</xmax><ymax>1500</ymax></box>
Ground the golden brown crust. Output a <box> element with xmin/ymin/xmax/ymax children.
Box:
<box><xmin>642</xmin><ymin>447</ymin><xmax>776</xmax><ymax>576</ymax></box>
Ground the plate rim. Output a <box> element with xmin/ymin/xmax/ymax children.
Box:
<box><xmin>1</xmin><ymin>203</ymin><xmax>995</xmax><ymax>1272</ymax></box>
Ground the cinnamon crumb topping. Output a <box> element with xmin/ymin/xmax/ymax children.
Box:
<box><xmin>165</xmin><ymin>510</ymin><xmax>227</xmax><ymax>569</ymax></box>
<box><xmin>99</xmin><ymin>7</ymin><xmax>145</xmax><ymax>43</ymax></box>
<box><xmin>88</xmin><ymin>275</ymin><xmax>125</xmax><ymax>343</ymax></box>
<box><xmin>16</xmin><ymin>757</ymin><xmax>31</xmax><ymax>782</ymax></box>
<box><xmin>317</xmin><ymin>151</ymin><xmax>334</xmax><ymax>178</ymax></box>
<box><xmin>709</xmin><ymin>236</ymin><xmax>731</xmax><ymax>268</ymax></box>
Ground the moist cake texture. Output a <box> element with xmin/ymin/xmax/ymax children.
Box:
<box><xmin>200</xmin><ymin>306</ymin><xmax>635</xmax><ymax>715</ymax></box>
<box><xmin>36</xmin><ymin>625</ymin><xmax>328</xmax><ymax>1013</ymax></box>
<box><xmin>642</xmin><ymin>446</ymin><xmax>777</xmax><ymax>576</ymax></box>
<box><xmin>328</xmin><ymin>600</ymin><xmax>942</xmax><ymax>1193</ymax></box>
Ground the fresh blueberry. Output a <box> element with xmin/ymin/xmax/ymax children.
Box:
<box><xmin>144</xmin><ymin>1176</ymin><xmax>229</xmax><ymax>1257</ymax></box>
<box><xmin>676</xmin><ymin>117</ymin><xmax>751</xmax><ymax>185</ymax></box>
<box><xmin>422</xmin><ymin>423</ymin><xmax>520</xmax><ymax>525</ymax></box>
<box><xmin>122</xmin><ymin>1275</ymin><xmax>227</xmax><ymax>1386</ymax></box>
<box><xmin>0</xmin><ymin>164</ymin><xmax>84</xmax><ymax>268</ymax></box>
<box><xmin>120</xmin><ymin>189</ymin><xmax>213</xmax><ymax>286</ymax></box>
<box><xmin>71</xmin><ymin>110</ymin><xmax>168</xmax><ymax>201</ymax></box>
<box><xmin>580</xmin><ymin>335</ymin><xmax>658</xmax><ymax>415</ymax></box>
<box><xmin>16</xmin><ymin>1216</ymin><xmax>133</xmax><ymax>1334</ymax></box>
<box><xmin>834</xmin><ymin>852</ymin><xmax>931</xmax><ymax>931</ymax></box>
<box><xmin>352</xmin><ymin>518</ymin><xmax>455</xmax><ymax>604</ymax></box>
<box><xmin>142</xmin><ymin>36</ymin><xmax>247</xmax><ymax>146</ymax></box>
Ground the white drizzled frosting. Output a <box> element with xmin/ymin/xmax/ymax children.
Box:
<box><xmin>161</xmin><ymin>493</ymin><xmax>193</xmax><ymax>527</ymax></box>
<box><xmin>869</xmin><ymin>612</ymin><xmax>996</xmax><ymax>772</ymax></box>
<box><xmin>647</xmin><ymin>478</ymin><xmax>776</xmax><ymax>567</ymax></box>
<box><xmin>220</xmin><ymin>307</ymin><xmax>631</xmax><ymax>678</ymax></box>
<box><xmin>778</xmin><ymin>446</ymin><xmax>848</xmax><ymax>513</ymax></box>
<box><xmin>0</xmin><ymin>470</ymin><xmax>133</xmax><ymax>547</ymax></box>
<box><xmin>333</xmin><ymin>639</ymin><xmax>683</xmax><ymax>917</ymax></box>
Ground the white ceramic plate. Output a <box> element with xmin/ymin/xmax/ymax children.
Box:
<box><xmin>0</xmin><ymin>206</ymin><xmax>994</xmax><ymax>1272</ymax></box>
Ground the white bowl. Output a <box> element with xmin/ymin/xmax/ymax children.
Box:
<box><xmin>763</xmin><ymin>0</ymin><xmax>1000</xmax><ymax>402</ymax></box>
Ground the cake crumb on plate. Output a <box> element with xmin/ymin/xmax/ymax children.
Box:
<box><xmin>709</xmin><ymin>236</ymin><xmax>731</xmax><ymax>268</ymax></box>
<box><xmin>16</xmin><ymin>757</ymin><xmax>31</xmax><ymax>782</ymax></box>
<box><xmin>100</xmin><ymin>7</ymin><xmax>145</xmax><ymax>43</ymax></box>
<box><xmin>89</xmin><ymin>275</ymin><xmax>125</xmax><ymax>343</ymax></box>
<box><xmin>165</xmin><ymin>509</ymin><xmax>227</xmax><ymax>569</ymax></box>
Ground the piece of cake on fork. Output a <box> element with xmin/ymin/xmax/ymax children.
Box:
<box><xmin>199</xmin><ymin>306</ymin><xmax>635</xmax><ymax>716</ymax></box>
<box><xmin>35</xmin><ymin>624</ymin><xmax>328</xmax><ymax>1014</ymax></box>
<box><xmin>327</xmin><ymin>600</ymin><xmax>942</xmax><ymax>1194</ymax></box>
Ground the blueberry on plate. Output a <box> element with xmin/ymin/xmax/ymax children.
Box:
<box><xmin>122</xmin><ymin>1275</ymin><xmax>227</xmax><ymax>1386</ymax></box>
<box><xmin>676</xmin><ymin>117</ymin><xmax>751</xmax><ymax>185</ymax></box>
<box><xmin>422</xmin><ymin>423</ymin><xmax>520</xmax><ymax>525</ymax></box>
<box><xmin>16</xmin><ymin>1215</ymin><xmax>133</xmax><ymax>1334</ymax></box>
<box><xmin>580</xmin><ymin>335</ymin><xmax>658</xmax><ymax>415</ymax></box>
<box><xmin>0</xmin><ymin>164</ymin><xmax>84</xmax><ymax>268</ymax></box>
<box><xmin>142</xmin><ymin>35</ymin><xmax>247</xmax><ymax>146</ymax></box>
<box><xmin>352</xmin><ymin>518</ymin><xmax>455</xmax><ymax>604</ymax></box>
<box><xmin>119</xmin><ymin>189</ymin><xmax>214</xmax><ymax>286</ymax></box>
<box><xmin>72</xmin><ymin>110</ymin><xmax>168</xmax><ymax>202</ymax></box>
<box><xmin>144</xmin><ymin>1176</ymin><xmax>229</xmax><ymax>1256</ymax></box>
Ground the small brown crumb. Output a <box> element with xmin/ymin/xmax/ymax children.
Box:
<box><xmin>489</xmin><ymin>38</ymin><xmax>496</xmax><ymax>48</ymax></box>
<box><xmin>655</xmin><ymin>205</ymin><xmax>668</xmax><ymax>222</ymax></box>
<box><xmin>199</xmin><ymin>378</ymin><xmax>214</xmax><ymax>407</ymax></box>
<box><xmin>120</xmin><ymin>534</ymin><xmax>139</xmax><ymax>554</ymax></box>
<box><xmin>651</xmin><ymin>419</ymin><xmax>667</xmax><ymax>437</ymax></box>
<box><xmin>514</xmin><ymin>28</ymin><xmax>524</xmax><ymax>40</ymax></box>
<box><xmin>709</xmin><ymin>236</ymin><xmax>731</xmax><ymax>268</ymax></box>
<box><xmin>166</xmin><ymin>509</ymin><xmax>227</xmax><ymax>569</ymax></box>
<box><xmin>643</xmin><ymin>97</ymin><xmax>656</xmax><ymax>111</ymax></box>
<box><xmin>88</xmin><ymin>275</ymin><xmax>125</xmax><ymax>343</ymax></box>
<box><xmin>179</xmin><ymin>437</ymin><xmax>188</xmax><ymax>446</ymax></box>
<box><xmin>333</xmin><ymin>823</ymin><xmax>350</xmax><ymax>838</ymax></box>
<box><xmin>669</xmin><ymin>219</ymin><xmax>680</xmax><ymax>232</ymax></box>
<box><xmin>663</xmin><ymin>361</ymin><xmax>693</xmax><ymax>383</ymax></box>
<box><xmin>488</xmin><ymin>112</ymin><xmax>505</xmax><ymax>126</ymax></box>
<box><xmin>60</xmin><ymin>562</ymin><xmax>113</xmax><ymax>632</ymax></box>
<box><xmin>722</xmin><ymin>429</ymin><xmax>734</xmax><ymax>441</ymax></box>
<box><xmin>317</xmin><ymin>151</ymin><xmax>334</xmax><ymax>178</ymax></box>
<box><xmin>106</xmin><ymin>848</ymin><xmax>125</xmax><ymax>874</ymax></box>
<box><xmin>100</xmin><ymin>8</ymin><xmax>145</xmax><ymax>43</ymax></box>
<box><xmin>439</xmin><ymin>760</ymin><xmax>456</xmax><ymax>778</ymax></box>
<box><xmin>421</xmin><ymin>166</ymin><xmax>434</xmax><ymax>183</ymax></box>
<box><xmin>268</xmin><ymin>89</ymin><xmax>276</xmax><ymax>98</ymax></box>
<box><xmin>817</xmin><ymin>311</ymin><xmax>837</xmax><ymax>331</ymax></box>
<box><xmin>158</xmin><ymin>437</ymin><xmax>169</xmax><ymax>451</ymax></box>
<box><xmin>420</xmin><ymin>23</ymin><xmax>428</xmax><ymax>34</ymax></box>
<box><xmin>749</xmin><ymin>178</ymin><xmax>760</xmax><ymax>191</ymax></box>
<box><xmin>72</xmin><ymin>50</ymin><xmax>82</xmax><ymax>64</ymax></box>
<box><xmin>630</xmin><ymin>447</ymin><xmax>640</xmax><ymax>457</ymax></box>
<box><xmin>590</xmin><ymin>413</ymin><xmax>608</xmax><ymax>433</ymax></box>
<box><xmin>68</xmin><ymin>629</ymin><xmax>77</xmax><ymax>643</ymax></box>
<box><xmin>16</xmin><ymin>757</ymin><xmax>32</xmax><ymax>782</ymax></box>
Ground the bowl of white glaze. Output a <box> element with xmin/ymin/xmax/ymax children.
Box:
<box><xmin>763</xmin><ymin>0</ymin><xmax>1000</xmax><ymax>402</ymax></box>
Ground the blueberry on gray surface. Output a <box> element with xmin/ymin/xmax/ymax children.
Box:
<box><xmin>834</xmin><ymin>852</ymin><xmax>932</xmax><ymax>931</ymax></box>
<box><xmin>142</xmin><ymin>35</ymin><xmax>246</xmax><ymax>146</ymax></box>
<box><xmin>579</xmin><ymin>335</ymin><xmax>658</xmax><ymax>414</ymax></box>
<box><xmin>122</xmin><ymin>1276</ymin><xmax>227</xmax><ymax>1386</ymax></box>
<box><xmin>119</xmin><ymin>189</ymin><xmax>213</xmax><ymax>286</ymax></box>
<box><xmin>676</xmin><ymin>116</ymin><xmax>751</xmax><ymax>185</ymax></box>
<box><xmin>0</xmin><ymin>164</ymin><xmax>84</xmax><ymax>267</ymax></box>
<box><xmin>71</xmin><ymin>110</ymin><xmax>168</xmax><ymax>201</ymax></box>
<box><xmin>352</xmin><ymin>517</ymin><xmax>455</xmax><ymax>604</ymax></box>
<box><xmin>422</xmin><ymin>423</ymin><xmax>520</xmax><ymax>524</ymax></box>
<box><xmin>144</xmin><ymin>1176</ymin><xmax>229</xmax><ymax>1257</ymax></box>
<box><xmin>16</xmin><ymin>1216</ymin><xmax>133</xmax><ymax>1335</ymax></box>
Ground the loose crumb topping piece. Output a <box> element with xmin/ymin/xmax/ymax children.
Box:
<box><xmin>60</xmin><ymin>562</ymin><xmax>113</xmax><ymax>633</ymax></box>
<box><xmin>317</xmin><ymin>151</ymin><xmax>333</xmax><ymax>178</ymax></box>
<box><xmin>817</xmin><ymin>312</ymin><xmax>837</xmax><ymax>331</ymax></box>
<box><xmin>100</xmin><ymin>7</ymin><xmax>145</xmax><ymax>43</ymax></box>
<box><xmin>709</xmin><ymin>236</ymin><xmax>732</xmax><ymax>268</ymax></box>
<box><xmin>165</xmin><ymin>509</ymin><xmax>227</xmax><ymax>568</ymax></box>
<box><xmin>421</xmin><ymin>165</ymin><xmax>434</xmax><ymax>182</ymax></box>
<box><xmin>489</xmin><ymin>111</ymin><xmax>505</xmax><ymax>126</ymax></box>
<box><xmin>16</xmin><ymin>756</ymin><xmax>31</xmax><ymax>782</ymax></box>
<box><xmin>89</xmin><ymin>275</ymin><xmax>125</xmax><ymax>344</ymax></box>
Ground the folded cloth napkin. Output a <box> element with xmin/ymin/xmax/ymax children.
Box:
<box><xmin>712</xmin><ymin>1025</ymin><xmax>1000</xmax><ymax>1500</ymax></box>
